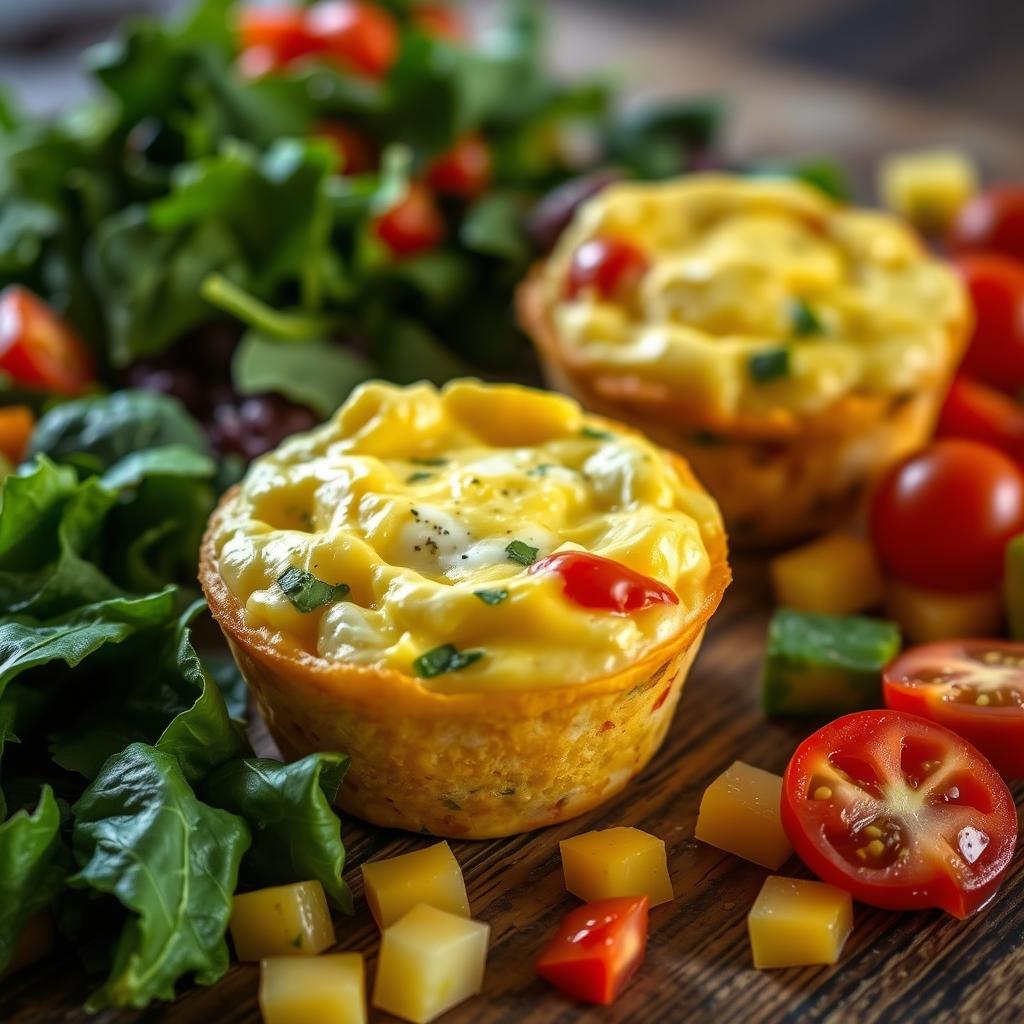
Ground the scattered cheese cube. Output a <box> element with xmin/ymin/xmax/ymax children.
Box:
<box><xmin>770</xmin><ymin>533</ymin><xmax>884</xmax><ymax>616</ymax></box>
<box><xmin>372</xmin><ymin>904</ymin><xmax>490</xmax><ymax>1024</ymax></box>
<box><xmin>1</xmin><ymin>913</ymin><xmax>53</xmax><ymax>979</ymax></box>
<box><xmin>747</xmin><ymin>876</ymin><xmax>853</xmax><ymax>969</ymax></box>
<box><xmin>886</xmin><ymin>580</ymin><xmax>1003</xmax><ymax>644</ymax></box>
<box><xmin>230</xmin><ymin>881</ymin><xmax>335</xmax><ymax>961</ymax></box>
<box><xmin>695</xmin><ymin>762</ymin><xmax>793</xmax><ymax>869</ymax></box>
<box><xmin>559</xmin><ymin>826</ymin><xmax>673</xmax><ymax>907</ymax></box>
<box><xmin>259</xmin><ymin>953</ymin><xmax>366</xmax><ymax>1024</ymax></box>
<box><xmin>878</xmin><ymin>149</ymin><xmax>978</xmax><ymax>231</ymax></box>
<box><xmin>362</xmin><ymin>842</ymin><xmax>469</xmax><ymax>929</ymax></box>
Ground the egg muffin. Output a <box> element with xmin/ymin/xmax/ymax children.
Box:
<box><xmin>201</xmin><ymin>380</ymin><xmax>729</xmax><ymax>838</ymax></box>
<box><xmin>518</xmin><ymin>174</ymin><xmax>971</xmax><ymax>547</ymax></box>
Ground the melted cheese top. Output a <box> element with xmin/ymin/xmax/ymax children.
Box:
<box><xmin>542</xmin><ymin>174</ymin><xmax>968</xmax><ymax>422</ymax></box>
<box><xmin>212</xmin><ymin>380</ymin><xmax>723</xmax><ymax>694</ymax></box>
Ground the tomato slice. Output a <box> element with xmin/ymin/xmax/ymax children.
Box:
<box><xmin>528</xmin><ymin>551</ymin><xmax>678</xmax><ymax>613</ymax></box>
<box><xmin>536</xmin><ymin>896</ymin><xmax>648</xmax><ymax>1005</ymax></box>
<box><xmin>781</xmin><ymin>709</ymin><xmax>1017</xmax><ymax>918</ymax></box>
<box><xmin>0</xmin><ymin>286</ymin><xmax>94</xmax><ymax>396</ymax></box>
<box><xmin>936</xmin><ymin>375</ymin><xmax>1024</xmax><ymax>462</ymax></box>
<box><xmin>374</xmin><ymin>182</ymin><xmax>444</xmax><ymax>257</ymax></box>
<box><xmin>884</xmin><ymin>641</ymin><xmax>1024</xmax><ymax>780</ymax></box>
<box><xmin>566</xmin><ymin>238</ymin><xmax>649</xmax><ymax>301</ymax></box>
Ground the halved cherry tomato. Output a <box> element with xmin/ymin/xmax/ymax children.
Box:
<box><xmin>305</xmin><ymin>1</ymin><xmax>399</xmax><ymax>79</ymax></box>
<box><xmin>0</xmin><ymin>406</ymin><xmax>34</xmax><ymax>464</ymax></box>
<box><xmin>936</xmin><ymin>376</ymin><xmax>1024</xmax><ymax>461</ymax></box>
<box><xmin>426</xmin><ymin>135</ymin><xmax>492</xmax><ymax>199</ymax></box>
<box><xmin>781</xmin><ymin>709</ymin><xmax>1017</xmax><ymax>918</ymax></box>
<box><xmin>884</xmin><ymin>641</ymin><xmax>1024</xmax><ymax>779</ymax></box>
<box><xmin>566</xmin><ymin>238</ymin><xmax>649</xmax><ymax>301</ymax></box>
<box><xmin>949</xmin><ymin>185</ymin><xmax>1024</xmax><ymax>263</ymax></box>
<box><xmin>238</xmin><ymin>7</ymin><xmax>323</xmax><ymax>68</ymax></box>
<box><xmin>529</xmin><ymin>551</ymin><xmax>678</xmax><ymax>613</ymax></box>
<box><xmin>954</xmin><ymin>254</ymin><xmax>1024</xmax><ymax>391</ymax></box>
<box><xmin>374</xmin><ymin>182</ymin><xmax>444</xmax><ymax>257</ymax></box>
<box><xmin>411</xmin><ymin>3</ymin><xmax>465</xmax><ymax>40</ymax></box>
<box><xmin>0</xmin><ymin>287</ymin><xmax>94</xmax><ymax>396</ymax></box>
<box><xmin>315</xmin><ymin>122</ymin><xmax>376</xmax><ymax>174</ymax></box>
<box><xmin>868</xmin><ymin>439</ymin><xmax>1024</xmax><ymax>592</ymax></box>
<box><xmin>536</xmin><ymin>896</ymin><xmax>648</xmax><ymax>1005</ymax></box>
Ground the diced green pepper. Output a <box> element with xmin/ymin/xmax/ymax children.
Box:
<box><xmin>762</xmin><ymin>609</ymin><xmax>901</xmax><ymax>717</ymax></box>
<box><xmin>1005</xmin><ymin>534</ymin><xmax>1024</xmax><ymax>640</ymax></box>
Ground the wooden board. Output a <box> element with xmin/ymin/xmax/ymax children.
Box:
<box><xmin>4</xmin><ymin>556</ymin><xmax>1024</xmax><ymax>1024</ymax></box>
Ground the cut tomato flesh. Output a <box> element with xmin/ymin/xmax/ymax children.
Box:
<box><xmin>884</xmin><ymin>641</ymin><xmax>1024</xmax><ymax>779</ymax></box>
<box><xmin>528</xmin><ymin>551</ymin><xmax>678</xmax><ymax>613</ymax></box>
<box><xmin>781</xmin><ymin>709</ymin><xmax>1017</xmax><ymax>918</ymax></box>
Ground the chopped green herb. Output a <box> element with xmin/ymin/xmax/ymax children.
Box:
<box><xmin>527</xmin><ymin>463</ymin><xmax>555</xmax><ymax>477</ymax></box>
<box><xmin>413</xmin><ymin>644</ymin><xmax>484</xmax><ymax>678</ymax></box>
<box><xmin>406</xmin><ymin>471</ymin><xmax>433</xmax><ymax>483</ymax></box>
<box><xmin>790</xmin><ymin>298</ymin><xmax>824</xmax><ymax>338</ymax></box>
<box><xmin>277</xmin><ymin>568</ymin><xmax>351</xmax><ymax>612</ymax></box>
<box><xmin>580</xmin><ymin>426</ymin><xmax>613</xmax><ymax>440</ymax></box>
<box><xmin>505</xmin><ymin>540</ymin><xmax>539</xmax><ymax>566</ymax></box>
<box><xmin>411</xmin><ymin>457</ymin><xmax>448</xmax><ymax>467</ymax></box>
<box><xmin>439</xmin><ymin>797</ymin><xmax>462</xmax><ymax>811</ymax></box>
<box><xmin>474</xmin><ymin>588</ymin><xmax>509</xmax><ymax>605</ymax></box>
<box><xmin>748</xmin><ymin>347</ymin><xmax>791</xmax><ymax>383</ymax></box>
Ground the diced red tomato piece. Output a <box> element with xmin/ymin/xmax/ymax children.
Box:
<box><xmin>374</xmin><ymin>182</ymin><xmax>444</xmax><ymax>257</ymax></box>
<box><xmin>529</xmin><ymin>551</ymin><xmax>678</xmax><ymax>613</ymax></box>
<box><xmin>936</xmin><ymin>376</ymin><xmax>1024</xmax><ymax>462</ymax></box>
<box><xmin>536</xmin><ymin>896</ymin><xmax>649</xmax><ymax>1005</ymax></box>
<box><xmin>426</xmin><ymin>135</ymin><xmax>492</xmax><ymax>199</ymax></box>
<box><xmin>566</xmin><ymin>238</ymin><xmax>649</xmax><ymax>301</ymax></box>
<box><xmin>0</xmin><ymin>286</ymin><xmax>94</xmax><ymax>396</ymax></box>
<box><xmin>305</xmin><ymin>1</ymin><xmax>399</xmax><ymax>79</ymax></box>
<box><xmin>316</xmin><ymin>122</ymin><xmax>376</xmax><ymax>174</ymax></box>
<box><xmin>781</xmin><ymin>709</ymin><xmax>1017</xmax><ymax>918</ymax></box>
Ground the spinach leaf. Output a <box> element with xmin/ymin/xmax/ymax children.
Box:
<box><xmin>70</xmin><ymin>743</ymin><xmax>250</xmax><ymax>1010</ymax></box>
<box><xmin>202</xmin><ymin>753</ymin><xmax>352</xmax><ymax>912</ymax></box>
<box><xmin>412</xmin><ymin>644</ymin><xmax>484</xmax><ymax>678</ymax></box>
<box><xmin>277</xmin><ymin>568</ymin><xmax>351</xmax><ymax>613</ymax></box>
<box><xmin>0</xmin><ymin>786</ymin><xmax>67</xmax><ymax>971</ymax></box>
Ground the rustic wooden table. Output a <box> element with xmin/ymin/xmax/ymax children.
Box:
<box><xmin>3</xmin><ymin>3</ymin><xmax>1024</xmax><ymax>1023</ymax></box>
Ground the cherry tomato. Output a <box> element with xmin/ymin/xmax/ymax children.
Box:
<box><xmin>954</xmin><ymin>254</ymin><xmax>1024</xmax><ymax>391</ymax></box>
<box><xmin>536</xmin><ymin>896</ymin><xmax>648</xmax><ymax>1005</ymax></box>
<box><xmin>374</xmin><ymin>182</ymin><xmax>444</xmax><ymax>257</ymax></box>
<box><xmin>566</xmin><ymin>238</ymin><xmax>649</xmax><ymax>301</ymax></box>
<box><xmin>306</xmin><ymin>1</ymin><xmax>399</xmax><ymax>79</ymax></box>
<box><xmin>781</xmin><ymin>709</ymin><xmax>1017</xmax><ymax>918</ymax></box>
<box><xmin>884</xmin><ymin>641</ymin><xmax>1024</xmax><ymax>780</ymax></box>
<box><xmin>0</xmin><ymin>405</ymin><xmax>34</xmax><ymax>464</ymax></box>
<box><xmin>869</xmin><ymin>439</ymin><xmax>1024</xmax><ymax>592</ymax></box>
<box><xmin>936</xmin><ymin>376</ymin><xmax>1024</xmax><ymax>462</ymax></box>
<box><xmin>949</xmin><ymin>185</ymin><xmax>1024</xmax><ymax>263</ymax></box>
<box><xmin>529</xmin><ymin>551</ymin><xmax>678</xmax><ymax>614</ymax></box>
<box><xmin>410</xmin><ymin>3</ymin><xmax>465</xmax><ymax>40</ymax></box>
<box><xmin>315</xmin><ymin>122</ymin><xmax>376</xmax><ymax>174</ymax></box>
<box><xmin>426</xmin><ymin>135</ymin><xmax>492</xmax><ymax>199</ymax></box>
<box><xmin>0</xmin><ymin>287</ymin><xmax>94</xmax><ymax>396</ymax></box>
<box><xmin>238</xmin><ymin>7</ymin><xmax>323</xmax><ymax>67</ymax></box>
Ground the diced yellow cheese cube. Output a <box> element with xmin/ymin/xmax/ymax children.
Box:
<box><xmin>559</xmin><ymin>826</ymin><xmax>673</xmax><ymax>907</ymax></box>
<box><xmin>372</xmin><ymin>904</ymin><xmax>490</xmax><ymax>1024</ymax></box>
<box><xmin>747</xmin><ymin>876</ymin><xmax>853</xmax><ymax>969</ymax></box>
<box><xmin>695</xmin><ymin>761</ymin><xmax>793</xmax><ymax>869</ymax></box>
<box><xmin>886</xmin><ymin>580</ymin><xmax>1003</xmax><ymax>645</ymax></box>
<box><xmin>259</xmin><ymin>953</ymin><xmax>366</xmax><ymax>1024</ymax></box>
<box><xmin>1</xmin><ymin>913</ymin><xmax>53</xmax><ymax>979</ymax></box>
<box><xmin>878</xmin><ymin>149</ymin><xmax>978</xmax><ymax>231</ymax></box>
<box><xmin>230</xmin><ymin>881</ymin><xmax>335</xmax><ymax>961</ymax></box>
<box><xmin>770</xmin><ymin>533</ymin><xmax>884</xmax><ymax>616</ymax></box>
<box><xmin>362</xmin><ymin>842</ymin><xmax>469</xmax><ymax>929</ymax></box>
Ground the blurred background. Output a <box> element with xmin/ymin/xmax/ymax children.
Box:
<box><xmin>2</xmin><ymin>0</ymin><xmax>1022</xmax><ymax>168</ymax></box>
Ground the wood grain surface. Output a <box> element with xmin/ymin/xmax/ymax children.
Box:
<box><xmin>3</xmin><ymin>556</ymin><xmax>1024</xmax><ymax>1024</ymax></box>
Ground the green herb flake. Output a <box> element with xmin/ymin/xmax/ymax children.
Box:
<box><xmin>290</xmin><ymin>933</ymin><xmax>304</xmax><ymax>949</ymax></box>
<box><xmin>411</xmin><ymin>457</ymin><xmax>448</xmax><ymax>467</ymax></box>
<box><xmin>527</xmin><ymin>463</ymin><xmax>555</xmax><ymax>477</ymax></box>
<box><xmin>413</xmin><ymin>644</ymin><xmax>484</xmax><ymax>678</ymax></box>
<box><xmin>474</xmin><ymin>588</ymin><xmax>509</xmax><ymax>605</ymax></box>
<box><xmin>277</xmin><ymin>568</ymin><xmax>351</xmax><ymax>612</ymax></box>
<box><xmin>748</xmin><ymin>347</ymin><xmax>791</xmax><ymax>383</ymax></box>
<box><xmin>580</xmin><ymin>426</ymin><xmax>613</xmax><ymax>440</ymax></box>
<box><xmin>505</xmin><ymin>540</ymin><xmax>539</xmax><ymax>566</ymax></box>
<box><xmin>406</xmin><ymin>471</ymin><xmax>433</xmax><ymax>483</ymax></box>
<box><xmin>790</xmin><ymin>298</ymin><xmax>824</xmax><ymax>338</ymax></box>
<box><xmin>440</xmin><ymin>797</ymin><xmax>462</xmax><ymax>811</ymax></box>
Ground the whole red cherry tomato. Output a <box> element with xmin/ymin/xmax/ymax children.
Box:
<box><xmin>869</xmin><ymin>439</ymin><xmax>1024</xmax><ymax>592</ymax></box>
<box><xmin>936</xmin><ymin>376</ymin><xmax>1024</xmax><ymax>462</ymax></box>
<box><xmin>426</xmin><ymin>135</ymin><xmax>492</xmax><ymax>198</ymax></box>
<box><xmin>305</xmin><ymin>1</ymin><xmax>399</xmax><ymax>79</ymax></box>
<box><xmin>781</xmin><ymin>709</ymin><xmax>1017</xmax><ymax>918</ymax></box>
<box><xmin>374</xmin><ymin>182</ymin><xmax>444</xmax><ymax>257</ymax></box>
<box><xmin>238</xmin><ymin>7</ymin><xmax>323</xmax><ymax>68</ymax></box>
<box><xmin>949</xmin><ymin>185</ymin><xmax>1024</xmax><ymax>263</ymax></box>
<box><xmin>316</xmin><ymin>122</ymin><xmax>376</xmax><ymax>174</ymax></box>
<box><xmin>566</xmin><ymin>238</ymin><xmax>649</xmax><ymax>301</ymax></box>
<box><xmin>954</xmin><ymin>254</ymin><xmax>1024</xmax><ymax>391</ymax></box>
<box><xmin>529</xmin><ymin>551</ymin><xmax>678</xmax><ymax>613</ymax></box>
